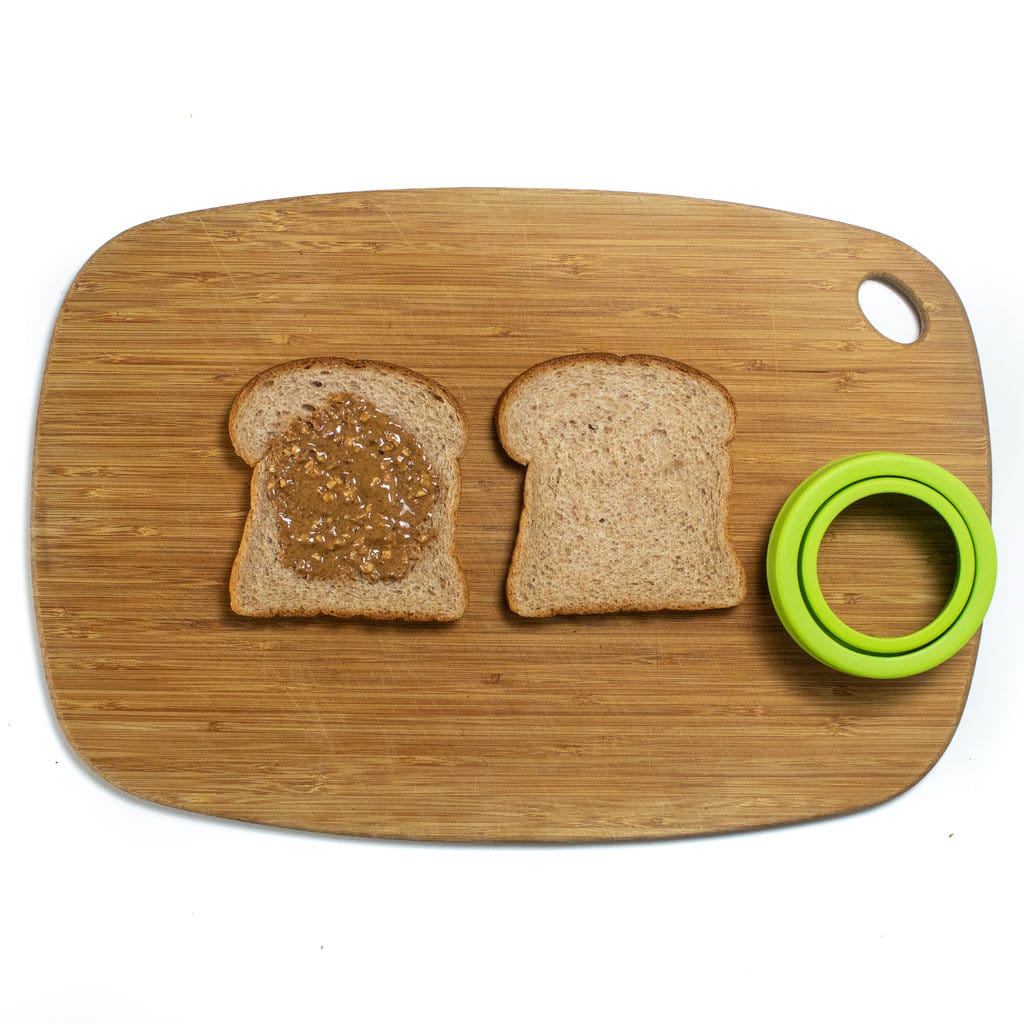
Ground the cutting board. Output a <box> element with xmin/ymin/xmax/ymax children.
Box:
<box><xmin>32</xmin><ymin>189</ymin><xmax>991</xmax><ymax>841</ymax></box>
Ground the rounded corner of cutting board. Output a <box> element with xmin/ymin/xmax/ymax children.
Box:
<box><xmin>31</xmin><ymin>188</ymin><xmax>990</xmax><ymax>841</ymax></box>
<box><xmin>40</xmin><ymin>681</ymin><xmax>175</xmax><ymax>816</ymax></box>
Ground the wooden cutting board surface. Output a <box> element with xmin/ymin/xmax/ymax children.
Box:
<box><xmin>32</xmin><ymin>189</ymin><xmax>991</xmax><ymax>841</ymax></box>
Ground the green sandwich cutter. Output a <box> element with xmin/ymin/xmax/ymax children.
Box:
<box><xmin>766</xmin><ymin>452</ymin><xmax>997</xmax><ymax>679</ymax></box>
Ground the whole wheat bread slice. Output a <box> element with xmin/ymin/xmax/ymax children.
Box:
<box><xmin>229</xmin><ymin>357</ymin><xmax>467</xmax><ymax>621</ymax></box>
<box><xmin>497</xmin><ymin>352</ymin><xmax>745</xmax><ymax>617</ymax></box>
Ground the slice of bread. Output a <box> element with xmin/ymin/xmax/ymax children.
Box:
<box><xmin>497</xmin><ymin>352</ymin><xmax>745</xmax><ymax>617</ymax></box>
<box><xmin>229</xmin><ymin>357</ymin><xmax>467</xmax><ymax>621</ymax></box>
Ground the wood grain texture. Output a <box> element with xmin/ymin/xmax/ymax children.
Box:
<box><xmin>31</xmin><ymin>189</ymin><xmax>991</xmax><ymax>841</ymax></box>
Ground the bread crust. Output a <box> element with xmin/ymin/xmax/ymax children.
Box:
<box><xmin>230</xmin><ymin>356</ymin><xmax>468</xmax><ymax>466</ymax></box>
<box><xmin>496</xmin><ymin>351</ymin><xmax>745</xmax><ymax>618</ymax></box>
<box><xmin>496</xmin><ymin>351</ymin><xmax>737</xmax><ymax>464</ymax></box>
<box><xmin>229</xmin><ymin>357</ymin><xmax>467</xmax><ymax>621</ymax></box>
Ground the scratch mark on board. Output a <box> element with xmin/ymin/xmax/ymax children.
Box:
<box><xmin>196</xmin><ymin>215</ymin><xmax>261</xmax><ymax>330</ymax></box>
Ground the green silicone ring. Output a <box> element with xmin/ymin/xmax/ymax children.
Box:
<box><xmin>800</xmin><ymin>476</ymin><xmax>975</xmax><ymax>655</ymax></box>
<box><xmin>766</xmin><ymin>453</ymin><xmax>997</xmax><ymax>679</ymax></box>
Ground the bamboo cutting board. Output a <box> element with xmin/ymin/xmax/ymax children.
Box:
<box><xmin>32</xmin><ymin>189</ymin><xmax>991</xmax><ymax>841</ymax></box>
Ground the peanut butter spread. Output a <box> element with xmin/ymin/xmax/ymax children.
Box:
<box><xmin>264</xmin><ymin>393</ymin><xmax>439</xmax><ymax>582</ymax></box>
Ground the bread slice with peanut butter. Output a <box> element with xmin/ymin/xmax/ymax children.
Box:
<box><xmin>229</xmin><ymin>357</ymin><xmax>467</xmax><ymax>621</ymax></box>
<box><xmin>497</xmin><ymin>352</ymin><xmax>745</xmax><ymax>617</ymax></box>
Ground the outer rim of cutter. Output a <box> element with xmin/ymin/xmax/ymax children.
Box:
<box><xmin>766</xmin><ymin>452</ymin><xmax>997</xmax><ymax>679</ymax></box>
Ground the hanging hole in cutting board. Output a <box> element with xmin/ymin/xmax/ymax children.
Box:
<box><xmin>815</xmin><ymin>493</ymin><xmax>957</xmax><ymax>638</ymax></box>
<box><xmin>858</xmin><ymin>277</ymin><xmax>922</xmax><ymax>344</ymax></box>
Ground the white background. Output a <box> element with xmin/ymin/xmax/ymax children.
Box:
<box><xmin>4</xmin><ymin>2</ymin><xmax>1022</xmax><ymax>1021</ymax></box>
